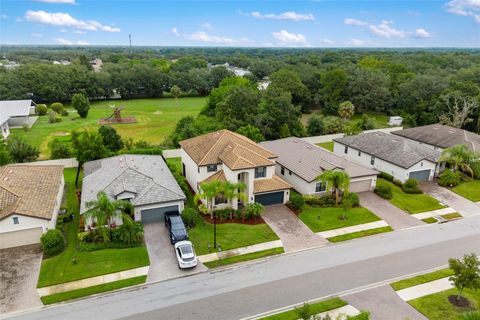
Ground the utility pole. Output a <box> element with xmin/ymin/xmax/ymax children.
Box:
<box><xmin>129</xmin><ymin>34</ymin><xmax>132</xmax><ymax>54</ymax></box>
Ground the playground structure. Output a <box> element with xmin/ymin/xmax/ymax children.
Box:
<box><xmin>98</xmin><ymin>105</ymin><xmax>137</xmax><ymax>125</ymax></box>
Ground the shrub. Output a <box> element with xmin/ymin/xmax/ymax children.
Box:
<box><xmin>359</xmin><ymin>114</ymin><xmax>375</xmax><ymax>130</ymax></box>
<box><xmin>379</xmin><ymin>172</ymin><xmax>394</xmax><ymax>182</ymax></box>
<box><xmin>402</xmin><ymin>178</ymin><xmax>422</xmax><ymax>194</ymax></box>
<box><xmin>6</xmin><ymin>137</ymin><xmax>39</xmax><ymax>163</ymax></box>
<box><xmin>50</xmin><ymin>102</ymin><xmax>64</xmax><ymax>114</ymax></box>
<box><xmin>182</xmin><ymin>207</ymin><xmax>197</xmax><ymax>229</ymax></box>
<box><xmin>342</xmin><ymin>192</ymin><xmax>359</xmax><ymax>207</ymax></box>
<box><xmin>471</xmin><ymin>162</ymin><xmax>480</xmax><ymax>179</ymax></box>
<box><xmin>393</xmin><ymin>179</ymin><xmax>403</xmax><ymax>187</ymax></box>
<box><xmin>307</xmin><ymin>115</ymin><xmax>326</xmax><ymax>136</ymax></box>
<box><xmin>61</xmin><ymin>109</ymin><xmax>69</xmax><ymax>117</ymax></box>
<box><xmin>40</xmin><ymin>229</ymin><xmax>65</xmax><ymax>257</ymax></box>
<box><xmin>288</xmin><ymin>193</ymin><xmax>305</xmax><ymax>210</ymax></box>
<box><xmin>48</xmin><ymin>111</ymin><xmax>61</xmax><ymax>123</ymax></box>
<box><xmin>439</xmin><ymin>169</ymin><xmax>462</xmax><ymax>187</ymax></box>
<box><xmin>304</xmin><ymin>194</ymin><xmax>336</xmax><ymax>207</ymax></box>
<box><xmin>71</xmin><ymin>93</ymin><xmax>90</xmax><ymax>118</ymax></box>
<box><xmin>375</xmin><ymin>184</ymin><xmax>392</xmax><ymax>199</ymax></box>
<box><xmin>36</xmin><ymin>104</ymin><xmax>48</xmax><ymax>115</ymax></box>
<box><xmin>49</xmin><ymin>139</ymin><xmax>72</xmax><ymax>159</ymax></box>
<box><xmin>99</xmin><ymin>125</ymin><xmax>124</xmax><ymax>152</ymax></box>
<box><xmin>113</xmin><ymin>215</ymin><xmax>144</xmax><ymax>245</ymax></box>
<box><xmin>243</xmin><ymin>202</ymin><xmax>264</xmax><ymax>220</ymax></box>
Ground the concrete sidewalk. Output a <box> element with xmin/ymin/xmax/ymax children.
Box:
<box><xmin>197</xmin><ymin>240</ymin><xmax>283</xmax><ymax>263</ymax></box>
<box><xmin>396</xmin><ymin>277</ymin><xmax>453</xmax><ymax>301</ymax></box>
<box><xmin>318</xmin><ymin>220</ymin><xmax>389</xmax><ymax>239</ymax></box>
<box><xmin>412</xmin><ymin>207</ymin><xmax>457</xmax><ymax>220</ymax></box>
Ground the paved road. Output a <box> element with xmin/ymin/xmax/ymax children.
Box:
<box><xmin>6</xmin><ymin>217</ymin><xmax>480</xmax><ymax>320</ymax></box>
<box><xmin>421</xmin><ymin>182</ymin><xmax>480</xmax><ymax>217</ymax></box>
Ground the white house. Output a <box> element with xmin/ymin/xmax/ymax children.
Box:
<box><xmin>260</xmin><ymin>137</ymin><xmax>378</xmax><ymax>195</ymax></box>
<box><xmin>179</xmin><ymin>130</ymin><xmax>291</xmax><ymax>208</ymax></box>
<box><xmin>333</xmin><ymin>132</ymin><xmax>441</xmax><ymax>182</ymax></box>
<box><xmin>0</xmin><ymin>165</ymin><xmax>64</xmax><ymax>249</ymax></box>
<box><xmin>0</xmin><ymin>99</ymin><xmax>38</xmax><ymax>138</ymax></box>
<box><xmin>80</xmin><ymin>155</ymin><xmax>186</xmax><ymax>226</ymax></box>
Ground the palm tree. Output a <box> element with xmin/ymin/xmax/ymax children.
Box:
<box><xmin>194</xmin><ymin>180</ymin><xmax>223</xmax><ymax>219</ymax></box>
<box><xmin>170</xmin><ymin>85</ymin><xmax>181</xmax><ymax>110</ymax></box>
<box><xmin>441</xmin><ymin>144</ymin><xmax>476</xmax><ymax>177</ymax></box>
<box><xmin>316</xmin><ymin>170</ymin><xmax>350</xmax><ymax>206</ymax></box>
<box><xmin>222</xmin><ymin>181</ymin><xmax>247</xmax><ymax>219</ymax></box>
<box><xmin>338</xmin><ymin>101</ymin><xmax>355</xmax><ymax>122</ymax></box>
<box><xmin>85</xmin><ymin>191</ymin><xmax>125</xmax><ymax>229</ymax></box>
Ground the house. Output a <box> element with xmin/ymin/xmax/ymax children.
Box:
<box><xmin>388</xmin><ymin>116</ymin><xmax>403</xmax><ymax>126</ymax></box>
<box><xmin>333</xmin><ymin>132</ymin><xmax>441</xmax><ymax>182</ymax></box>
<box><xmin>90</xmin><ymin>58</ymin><xmax>103</xmax><ymax>72</ymax></box>
<box><xmin>260</xmin><ymin>137</ymin><xmax>378</xmax><ymax>195</ymax></box>
<box><xmin>80</xmin><ymin>155</ymin><xmax>186</xmax><ymax>225</ymax></box>
<box><xmin>179</xmin><ymin>130</ymin><xmax>291</xmax><ymax>208</ymax></box>
<box><xmin>208</xmin><ymin>63</ymin><xmax>251</xmax><ymax>77</ymax></box>
<box><xmin>0</xmin><ymin>165</ymin><xmax>64</xmax><ymax>249</ymax></box>
<box><xmin>392</xmin><ymin>123</ymin><xmax>480</xmax><ymax>152</ymax></box>
<box><xmin>0</xmin><ymin>99</ymin><xmax>38</xmax><ymax>138</ymax></box>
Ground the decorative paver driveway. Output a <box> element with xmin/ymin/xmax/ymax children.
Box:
<box><xmin>0</xmin><ymin>245</ymin><xmax>43</xmax><ymax>315</ymax></box>
<box><xmin>343</xmin><ymin>285</ymin><xmax>428</xmax><ymax>320</ymax></box>
<box><xmin>359</xmin><ymin>192</ymin><xmax>424</xmax><ymax>230</ymax></box>
<box><xmin>262</xmin><ymin>205</ymin><xmax>328</xmax><ymax>253</ymax></box>
<box><xmin>143</xmin><ymin>223</ymin><xmax>206</xmax><ymax>282</ymax></box>
<box><xmin>420</xmin><ymin>182</ymin><xmax>480</xmax><ymax>217</ymax></box>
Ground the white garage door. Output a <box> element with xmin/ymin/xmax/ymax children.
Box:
<box><xmin>0</xmin><ymin>227</ymin><xmax>43</xmax><ymax>249</ymax></box>
<box><xmin>350</xmin><ymin>179</ymin><xmax>373</xmax><ymax>193</ymax></box>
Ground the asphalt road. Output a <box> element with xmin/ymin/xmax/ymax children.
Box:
<box><xmin>5</xmin><ymin>216</ymin><xmax>480</xmax><ymax>320</ymax></box>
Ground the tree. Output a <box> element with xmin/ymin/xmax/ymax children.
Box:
<box><xmin>71</xmin><ymin>130</ymin><xmax>109</xmax><ymax>185</ymax></box>
<box><xmin>341</xmin><ymin>195</ymin><xmax>353</xmax><ymax>220</ymax></box>
<box><xmin>338</xmin><ymin>101</ymin><xmax>355</xmax><ymax>121</ymax></box>
<box><xmin>440</xmin><ymin>144</ymin><xmax>477</xmax><ymax>177</ymax></box>
<box><xmin>439</xmin><ymin>93</ymin><xmax>478</xmax><ymax>128</ymax></box>
<box><xmin>222</xmin><ymin>181</ymin><xmax>247</xmax><ymax>219</ymax></box>
<box><xmin>85</xmin><ymin>191</ymin><xmax>125</xmax><ymax>242</ymax></box>
<box><xmin>168</xmin><ymin>115</ymin><xmax>224</xmax><ymax>147</ymax></box>
<box><xmin>49</xmin><ymin>139</ymin><xmax>72</xmax><ymax>159</ymax></box>
<box><xmin>237</xmin><ymin>125</ymin><xmax>265</xmax><ymax>142</ymax></box>
<box><xmin>71</xmin><ymin>93</ymin><xmax>90</xmax><ymax>118</ymax></box>
<box><xmin>98</xmin><ymin>126</ymin><xmax>124</xmax><ymax>152</ymax></box>
<box><xmin>307</xmin><ymin>115</ymin><xmax>326</xmax><ymax>136</ymax></box>
<box><xmin>115</xmin><ymin>214</ymin><xmax>144</xmax><ymax>245</ymax></box>
<box><xmin>194</xmin><ymin>180</ymin><xmax>223</xmax><ymax>220</ymax></box>
<box><xmin>6</xmin><ymin>137</ymin><xmax>39</xmax><ymax>163</ymax></box>
<box><xmin>215</xmin><ymin>86</ymin><xmax>260</xmax><ymax>130</ymax></box>
<box><xmin>170</xmin><ymin>85</ymin><xmax>181</xmax><ymax>110</ymax></box>
<box><xmin>319</xmin><ymin>68</ymin><xmax>348</xmax><ymax>115</ymax></box>
<box><xmin>269</xmin><ymin>69</ymin><xmax>311</xmax><ymax>112</ymax></box>
<box><xmin>316</xmin><ymin>170</ymin><xmax>350</xmax><ymax>206</ymax></box>
<box><xmin>448</xmin><ymin>253</ymin><xmax>480</xmax><ymax>302</ymax></box>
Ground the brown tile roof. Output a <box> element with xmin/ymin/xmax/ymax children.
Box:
<box><xmin>179</xmin><ymin>130</ymin><xmax>277</xmax><ymax>169</ymax></box>
<box><xmin>254</xmin><ymin>175</ymin><xmax>291</xmax><ymax>194</ymax></box>
<box><xmin>200</xmin><ymin>170</ymin><xmax>227</xmax><ymax>184</ymax></box>
<box><xmin>0</xmin><ymin>165</ymin><xmax>63</xmax><ymax>220</ymax></box>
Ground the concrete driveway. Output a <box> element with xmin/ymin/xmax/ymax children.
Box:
<box><xmin>420</xmin><ymin>182</ymin><xmax>480</xmax><ymax>217</ymax></box>
<box><xmin>0</xmin><ymin>245</ymin><xmax>43</xmax><ymax>315</ymax></box>
<box><xmin>262</xmin><ymin>205</ymin><xmax>328</xmax><ymax>253</ymax></box>
<box><xmin>143</xmin><ymin>223</ymin><xmax>206</xmax><ymax>283</ymax></box>
<box><xmin>359</xmin><ymin>192</ymin><xmax>424</xmax><ymax>230</ymax></box>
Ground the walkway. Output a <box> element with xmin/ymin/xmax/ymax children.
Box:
<box><xmin>359</xmin><ymin>192</ymin><xmax>424</xmax><ymax>230</ymax></box>
<box><xmin>262</xmin><ymin>205</ymin><xmax>328</xmax><ymax>253</ymax></box>
<box><xmin>197</xmin><ymin>240</ymin><xmax>282</xmax><ymax>263</ymax></box>
<box><xmin>420</xmin><ymin>182</ymin><xmax>480</xmax><ymax>217</ymax></box>
<box><xmin>412</xmin><ymin>207</ymin><xmax>457</xmax><ymax>220</ymax></box>
<box><xmin>318</xmin><ymin>220</ymin><xmax>389</xmax><ymax>239</ymax></box>
<box><xmin>396</xmin><ymin>277</ymin><xmax>453</xmax><ymax>301</ymax></box>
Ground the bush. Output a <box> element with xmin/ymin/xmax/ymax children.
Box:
<box><xmin>288</xmin><ymin>193</ymin><xmax>305</xmax><ymax>210</ymax></box>
<box><xmin>243</xmin><ymin>202</ymin><xmax>264</xmax><ymax>220</ymax></box>
<box><xmin>182</xmin><ymin>207</ymin><xmax>197</xmax><ymax>229</ymax></box>
<box><xmin>379</xmin><ymin>172</ymin><xmax>394</xmax><ymax>182</ymax></box>
<box><xmin>49</xmin><ymin>139</ymin><xmax>72</xmax><ymax>159</ymax></box>
<box><xmin>6</xmin><ymin>137</ymin><xmax>39</xmax><ymax>163</ymax></box>
<box><xmin>48</xmin><ymin>111</ymin><xmax>61</xmax><ymax>123</ymax></box>
<box><xmin>342</xmin><ymin>192</ymin><xmax>359</xmax><ymax>207</ymax></box>
<box><xmin>61</xmin><ymin>109</ymin><xmax>69</xmax><ymax>117</ymax></box>
<box><xmin>375</xmin><ymin>184</ymin><xmax>392</xmax><ymax>199</ymax></box>
<box><xmin>402</xmin><ymin>178</ymin><xmax>422</xmax><ymax>194</ymax></box>
<box><xmin>40</xmin><ymin>229</ymin><xmax>65</xmax><ymax>257</ymax></box>
<box><xmin>304</xmin><ymin>194</ymin><xmax>336</xmax><ymax>207</ymax></box>
<box><xmin>471</xmin><ymin>162</ymin><xmax>480</xmax><ymax>179</ymax></box>
<box><xmin>439</xmin><ymin>169</ymin><xmax>462</xmax><ymax>187</ymax></box>
<box><xmin>307</xmin><ymin>115</ymin><xmax>326</xmax><ymax>136</ymax></box>
<box><xmin>393</xmin><ymin>179</ymin><xmax>403</xmax><ymax>187</ymax></box>
<box><xmin>71</xmin><ymin>93</ymin><xmax>90</xmax><ymax>118</ymax></box>
<box><xmin>50</xmin><ymin>102</ymin><xmax>64</xmax><ymax>114</ymax></box>
<box><xmin>36</xmin><ymin>104</ymin><xmax>48</xmax><ymax>115</ymax></box>
<box><xmin>113</xmin><ymin>216</ymin><xmax>144</xmax><ymax>245</ymax></box>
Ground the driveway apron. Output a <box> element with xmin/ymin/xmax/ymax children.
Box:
<box><xmin>420</xmin><ymin>182</ymin><xmax>480</xmax><ymax>217</ymax></box>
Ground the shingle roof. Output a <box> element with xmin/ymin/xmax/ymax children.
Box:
<box><xmin>179</xmin><ymin>129</ymin><xmax>276</xmax><ymax>169</ymax></box>
<box><xmin>254</xmin><ymin>175</ymin><xmax>291</xmax><ymax>193</ymax></box>
<box><xmin>392</xmin><ymin>124</ymin><xmax>480</xmax><ymax>152</ymax></box>
<box><xmin>334</xmin><ymin>132</ymin><xmax>441</xmax><ymax>169</ymax></box>
<box><xmin>81</xmin><ymin>155</ymin><xmax>185</xmax><ymax>213</ymax></box>
<box><xmin>260</xmin><ymin>137</ymin><xmax>378</xmax><ymax>182</ymax></box>
<box><xmin>0</xmin><ymin>165</ymin><xmax>64</xmax><ymax>220</ymax></box>
<box><xmin>200</xmin><ymin>170</ymin><xmax>227</xmax><ymax>184</ymax></box>
<box><xmin>0</xmin><ymin>100</ymin><xmax>35</xmax><ymax>122</ymax></box>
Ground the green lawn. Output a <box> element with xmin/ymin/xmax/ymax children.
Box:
<box><xmin>377</xmin><ymin>179</ymin><xmax>445</xmax><ymax>214</ymax></box>
<box><xmin>299</xmin><ymin>205</ymin><xmax>380</xmax><ymax>233</ymax></box>
<box><xmin>41</xmin><ymin>276</ymin><xmax>147</xmax><ymax>305</ymax></box>
<box><xmin>259</xmin><ymin>297</ymin><xmax>348</xmax><ymax>320</ymax></box>
<box><xmin>422</xmin><ymin>217</ymin><xmax>438</xmax><ymax>224</ymax></box>
<box><xmin>422</xmin><ymin>212</ymin><xmax>462</xmax><ymax>224</ymax></box>
<box><xmin>327</xmin><ymin>226</ymin><xmax>393</xmax><ymax>242</ymax></box>
<box><xmin>391</xmin><ymin>268</ymin><xmax>453</xmax><ymax>291</ymax></box>
<box><xmin>409</xmin><ymin>288</ymin><xmax>480</xmax><ymax>320</ymax></box>
<box><xmin>37</xmin><ymin>168</ymin><xmax>150</xmax><ymax>288</ymax></box>
<box><xmin>452</xmin><ymin>180</ymin><xmax>480</xmax><ymax>202</ymax></box>
<box><xmin>317</xmin><ymin>141</ymin><xmax>334</xmax><ymax>151</ymax></box>
<box><xmin>204</xmin><ymin>248</ymin><xmax>284</xmax><ymax>268</ymax></box>
<box><xmin>11</xmin><ymin>97</ymin><xmax>206</xmax><ymax>159</ymax></box>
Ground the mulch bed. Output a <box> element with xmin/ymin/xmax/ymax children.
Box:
<box><xmin>448</xmin><ymin>295</ymin><xmax>472</xmax><ymax>308</ymax></box>
<box><xmin>198</xmin><ymin>213</ymin><xmax>266</xmax><ymax>225</ymax></box>
<box><xmin>98</xmin><ymin>117</ymin><xmax>137</xmax><ymax>125</ymax></box>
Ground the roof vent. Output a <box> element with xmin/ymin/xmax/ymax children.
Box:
<box><xmin>306</xmin><ymin>145</ymin><xmax>312</xmax><ymax>149</ymax></box>
<box><xmin>7</xmin><ymin>169</ymin><xmax>12</xmax><ymax>174</ymax></box>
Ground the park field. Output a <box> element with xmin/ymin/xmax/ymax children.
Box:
<box><xmin>11</xmin><ymin>97</ymin><xmax>206</xmax><ymax>159</ymax></box>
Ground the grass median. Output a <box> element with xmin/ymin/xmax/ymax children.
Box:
<box><xmin>204</xmin><ymin>247</ymin><xmax>284</xmax><ymax>268</ymax></box>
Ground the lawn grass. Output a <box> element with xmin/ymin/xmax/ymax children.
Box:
<box><xmin>452</xmin><ymin>180</ymin><xmax>480</xmax><ymax>202</ymax></box>
<box><xmin>327</xmin><ymin>226</ymin><xmax>393</xmax><ymax>242</ymax></box>
<box><xmin>409</xmin><ymin>287</ymin><xmax>480</xmax><ymax>320</ymax></box>
<box><xmin>422</xmin><ymin>217</ymin><xmax>438</xmax><ymax>224</ymax></box>
<box><xmin>390</xmin><ymin>268</ymin><xmax>453</xmax><ymax>291</ymax></box>
<box><xmin>11</xmin><ymin>97</ymin><xmax>206</xmax><ymax>159</ymax></box>
<box><xmin>203</xmin><ymin>248</ymin><xmax>284</xmax><ymax>268</ymax></box>
<box><xmin>37</xmin><ymin>168</ymin><xmax>150</xmax><ymax>288</ymax></box>
<box><xmin>442</xmin><ymin>212</ymin><xmax>463</xmax><ymax>220</ymax></box>
<box><xmin>317</xmin><ymin>141</ymin><xmax>334</xmax><ymax>152</ymax></box>
<box><xmin>377</xmin><ymin>179</ymin><xmax>445</xmax><ymax>214</ymax></box>
<box><xmin>301</xmin><ymin>111</ymin><xmax>390</xmax><ymax>130</ymax></box>
<box><xmin>259</xmin><ymin>297</ymin><xmax>348</xmax><ymax>320</ymax></box>
<box><xmin>299</xmin><ymin>205</ymin><xmax>380</xmax><ymax>233</ymax></box>
<box><xmin>41</xmin><ymin>276</ymin><xmax>147</xmax><ymax>305</ymax></box>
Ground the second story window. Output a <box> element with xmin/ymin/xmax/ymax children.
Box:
<box><xmin>344</xmin><ymin>146</ymin><xmax>348</xmax><ymax>154</ymax></box>
<box><xmin>255</xmin><ymin>166</ymin><xmax>266</xmax><ymax>178</ymax></box>
<box><xmin>370</xmin><ymin>156</ymin><xmax>375</xmax><ymax>166</ymax></box>
<box><xmin>13</xmin><ymin>216</ymin><xmax>19</xmax><ymax>224</ymax></box>
<box><xmin>207</xmin><ymin>164</ymin><xmax>217</xmax><ymax>172</ymax></box>
<box><xmin>280</xmin><ymin>166</ymin><xmax>285</xmax><ymax>175</ymax></box>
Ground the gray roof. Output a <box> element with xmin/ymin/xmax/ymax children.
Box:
<box><xmin>260</xmin><ymin>137</ymin><xmax>378</xmax><ymax>183</ymax></box>
<box><xmin>80</xmin><ymin>155</ymin><xmax>185</xmax><ymax>213</ymax></box>
<box><xmin>334</xmin><ymin>132</ymin><xmax>441</xmax><ymax>169</ymax></box>
<box><xmin>0</xmin><ymin>100</ymin><xmax>35</xmax><ymax>118</ymax></box>
<box><xmin>392</xmin><ymin>124</ymin><xmax>480</xmax><ymax>152</ymax></box>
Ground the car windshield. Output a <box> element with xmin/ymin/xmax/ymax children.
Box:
<box><xmin>180</xmin><ymin>245</ymin><xmax>193</xmax><ymax>255</ymax></box>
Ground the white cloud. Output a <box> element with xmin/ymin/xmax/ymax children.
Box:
<box><xmin>201</xmin><ymin>22</ymin><xmax>212</xmax><ymax>30</ymax></box>
<box><xmin>251</xmin><ymin>11</ymin><xmax>314</xmax><ymax>21</ymax></box>
<box><xmin>31</xmin><ymin>33</ymin><xmax>43</xmax><ymax>37</ymax></box>
<box><xmin>1</xmin><ymin>14</ymin><xmax>8</xmax><ymax>20</ymax></box>
<box><xmin>185</xmin><ymin>31</ymin><xmax>236</xmax><ymax>44</ymax></box>
<box><xmin>319</xmin><ymin>38</ymin><xmax>334</xmax><ymax>45</ymax></box>
<box><xmin>54</xmin><ymin>37</ymin><xmax>89</xmax><ymax>45</ymax></box>
<box><xmin>35</xmin><ymin>0</ymin><xmax>76</xmax><ymax>3</ymax></box>
<box><xmin>369</xmin><ymin>20</ymin><xmax>407</xmax><ymax>38</ymax></box>
<box><xmin>171</xmin><ymin>27</ymin><xmax>179</xmax><ymax>36</ymax></box>
<box><xmin>445</xmin><ymin>0</ymin><xmax>480</xmax><ymax>23</ymax></box>
<box><xmin>346</xmin><ymin>38</ymin><xmax>369</xmax><ymax>46</ymax></box>
<box><xmin>73</xmin><ymin>30</ymin><xmax>85</xmax><ymax>34</ymax></box>
<box><xmin>415</xmin><ymin>28</ymin><xmax>432</xmax><ymax>38</ymax></box>
<box><xmin>344</xmin><ymin>18</ymin><xmax>368</xmax><ymax>26</ymax></box>
<box><xmin>272</xmin><ymin>30</ymin><xmax>307</xmax><ymax>45</ymax></box>
<box><xmin>76</xmin><ymin>40</ymin><xmax>89</xmax><ymax>45</ymax></box>
<box><xmin>25</xmin><ymin>10</ymin><xmax>120</xmax><ymax>32</ymax></box>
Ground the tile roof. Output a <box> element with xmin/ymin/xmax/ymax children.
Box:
<box><xmin>334</xmin><ymin>132</ymin><xmax>441</xmax><ymax>169</ymax></box>
<box><xmin>179</xmin><ymin>129</ymin><xmax>276</xmax><ymax>169</ymax></box>
<box><xmin>392</xmin><ymin>124</ymin><xmax>480</xmax><ymax>152</ymax></box>
<box><xmin>254</xmin><ymin>175</ymin><xmax>291</xmax><ymax>194</ymax></box>
<box><xmin>0</xmin><ymin>165</ymin><xmax>64</xmax><ymax>220</ymax></box>
<box><xmin>260</xmin><ymin>137</ymin><xmax>378</xmax><ymax>182</ymax></box>
<box><xmin>200</xmin><ymin>170</ymin><xmax>227</xmax><ymax>184</ymax></box>
<box><xmin>81</xmin><ymin>155</ymin><xmax>185</xmax><ymax>213</ymax></box>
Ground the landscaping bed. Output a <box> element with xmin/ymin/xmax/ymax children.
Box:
<box><xmin>452</xmin><ymin>180</ymin><xmax>480</xmax><ymax>202</ymax></box>
<box><xmin>204</xmin><ymin>248</ymin><xmax>284</xmax><ymax>268</ymax></box>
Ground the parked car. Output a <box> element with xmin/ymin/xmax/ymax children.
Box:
<box><xmin>165</xmin><ymin>211</ymin><xmax>189</xmax><ymax>244</ymax></box>
<box><xmin>174</xmin><ymin>240</ymin><xmax>198</xmax><ymax>269</ymax></box>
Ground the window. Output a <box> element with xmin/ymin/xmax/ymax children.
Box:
<box><xmin>315</xmin><ymin>182</ymin><xmax>327</xmax><ymax>193</ymax></box>
<box><xmin>420</xmin><ymin>162</ymin><xmax>423</xmax><ymax>167</ymax></box>
<box><xmin>214</xmin><ymin>193</ymin><xmax>227</xmax><ymax>204</ymax></box>
<box><xmin>358</xmin><ymin>151</ymin><xmax>361</xmax><ymax>157</ymax></box>
<box><xmin>255</xmin><ymin>166</ymin><xmax>266</xmax><ymax>178</ymax></box>
<box><xmin>370</xmin><ymin>156</ymin><xmax>375</xmax><ymax>166</ymax></box>
<box><xmin>12</xmin><ymin>217</ymin><xmax>19</xmax><ymax>224</ymax></box>
<box><xmin>344</xmin><ymin>146</ymin><xmax>348</xmax><ymax>154</ymax></box>
<box><xmin>289</xmin><ymin>170</ymin><xmax>292</xmax><ymax>175</ymax></box>
<box><xmin>207</xmin><ymin>164</ymin><xmax>217</xmax><ymax>172</ymax></box>
<box><xmin>280</xmin><ymin>166</ymin><xmax>285</xmax><ymax>175</ymax></box>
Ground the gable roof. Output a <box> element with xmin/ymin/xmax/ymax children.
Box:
<box><xmin>200</xmin><ymin>170</ymin><xmax>227</xmax><ymax>185</ymax></box>
<box><xmin>392</xmin><ymin>124</ymin><xmax>480</xmax><ymax>152</ymax></box>
<box><xmin>179</xmin><ymin>129</ymin><xmax>276</xmax><ymax>169</ymax></box>
<box><xmin>81</xmin><ymin>155</ymin><xmax>185</xmax><ymax>213</ymax></box>
<box><xmin>0</xmin><ymin>100</ymin><xmax>35</xmax><ymax>118</ymax></box>
<box><xmin>334</xmin><ymin>132</ymin><xmax>441</xmax><ymax>169</ymax></box>
<box><xmin>0</xmin><ymin>165</ymin><xmax>64</xmax><ymax>221</ymax></box>
<box><xmin>254</xmin><ymin>175</ymin><xmax>290</xmax><ymax>193</ymax></box>
<box><xmin>260</xmin><ymin>137</ymin><xmax>378</xmax><ymax>183</ymax></box>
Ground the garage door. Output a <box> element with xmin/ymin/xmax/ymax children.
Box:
<box><xmin>254</xmin><ymin>192</ymin><xmax>284</xmax><ymax>206</ymax></box>
<box><xmin>350</xmin><ymin>179</ymin><xmax>373</xmax><ymax>193</ymax></box>
<box><xmin>0</xmin><ymin>227</ymin><xmax>43</xmax><ymax>249</ymax></box>
<box><xmin>409</xmin><ymin>170</ymin><xmax>431</xmax><ymax>182</ymax></box>
<box><xmin>141</xmin><ymin>205</ymin><xmax>179</xmax><ymax>224</ymax></box>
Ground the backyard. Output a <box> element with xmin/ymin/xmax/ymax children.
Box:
<box><xmin>301</xmin><ymin>111</ymin><xmax>392</xmax><ymax>129</ymax></box>
<box><xmin>11</xmin><ymin>97</ymin><xmax>206</xmax><ymax>159</ymax></box>
<box><xmin>452</xmin><ymin>180</ymin><xmax>480</xmax><ymax>202</ymax></box>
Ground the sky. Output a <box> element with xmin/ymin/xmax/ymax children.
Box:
<box><xmin>0</xmin><ymin>0</ymin><xmax>479</xmax><ymax>47</ymax></box>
